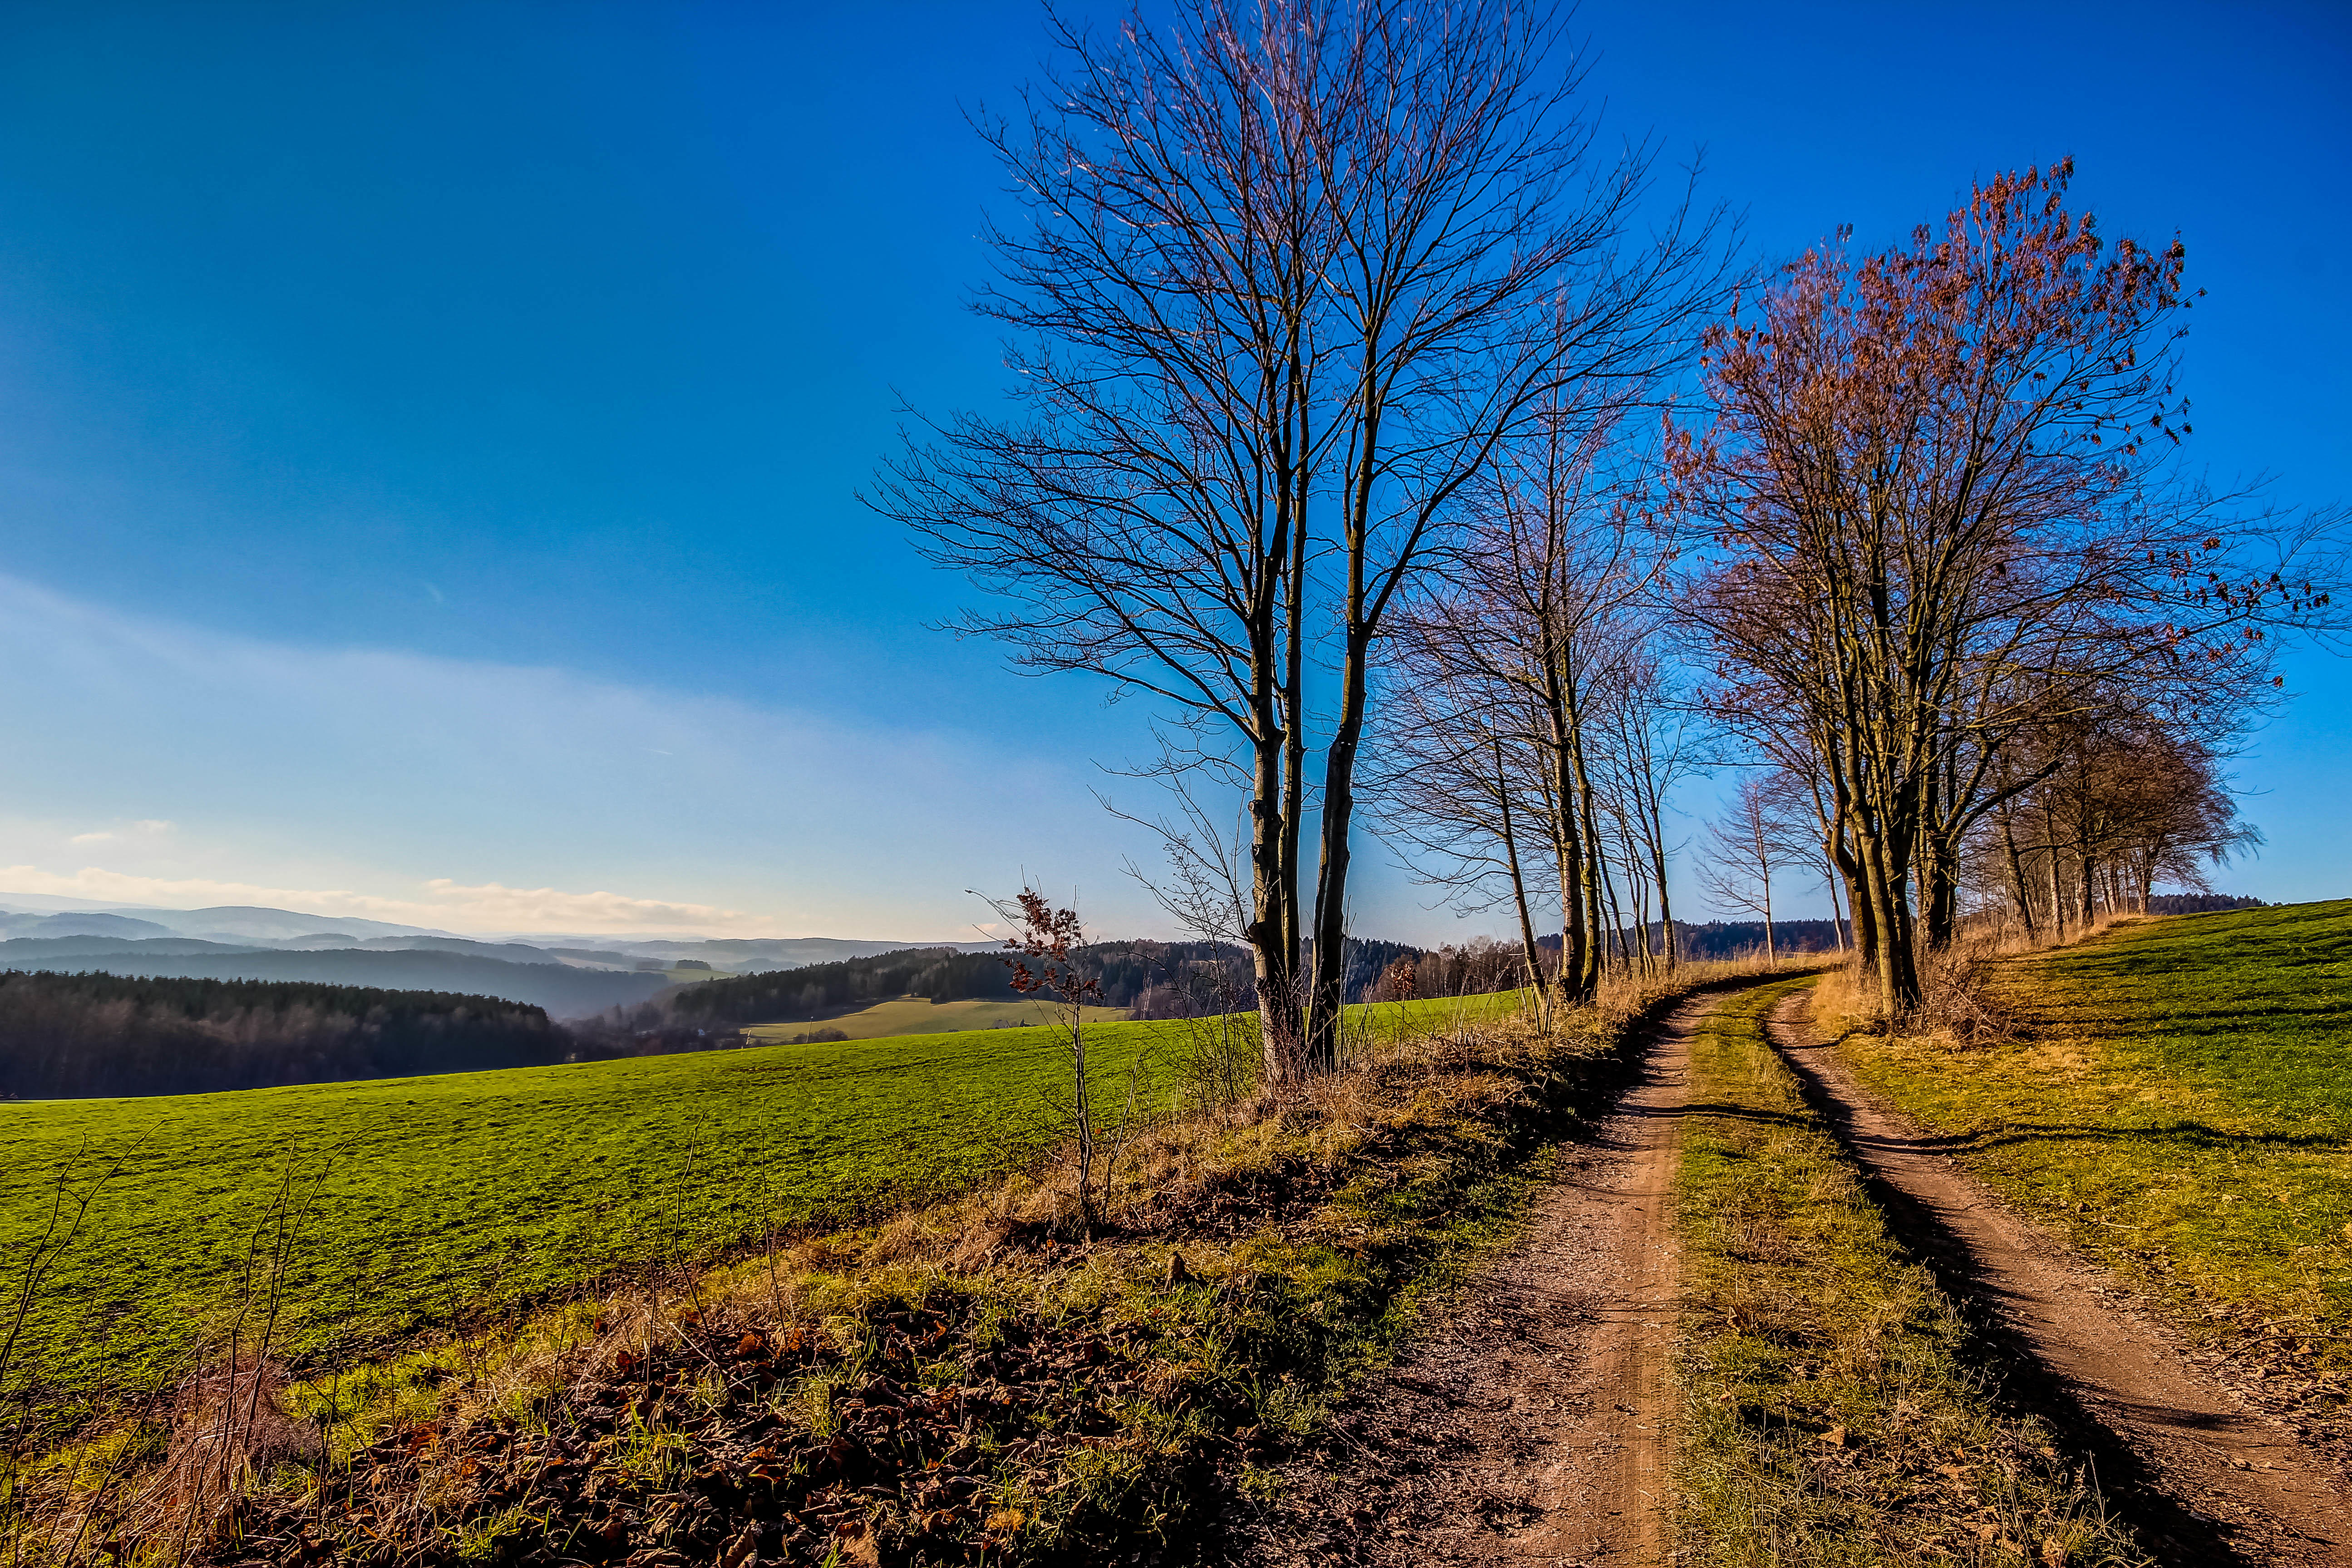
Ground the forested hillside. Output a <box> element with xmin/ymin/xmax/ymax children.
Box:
<box><xmin>0</xmin><ymin>971</ymin><xmax>567</xmax><ymax>1098</ymax></box>
<box><xmin>655</xmin><ymin>936</ymin><xmax>1443</xmax><ymax>1031</ymax></box>
<box><xmin>0</xmin><ymin>944</ymin><xmax>669</xmax><ymax>1018</ymax></box>
<box><xmin>662</xmin><ymin>940</ymin><xmax>1243</xmax><ymax>1027</ymax></box>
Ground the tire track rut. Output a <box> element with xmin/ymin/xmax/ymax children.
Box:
<box><xmin>1765</xmin><ymin>989</ymin><xmax>2352</xmax><ymax>1566</ymax></box>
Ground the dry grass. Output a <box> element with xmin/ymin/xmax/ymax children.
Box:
<box><xmin>2</xmin><ymin>961</ymin><xmax>1813</xmax><ymax>1566</ymax></box>
<box><xmin>1812</xmin><ymin>915</ymin><xmax>2143</xmax><ymax>1048</ymax></box>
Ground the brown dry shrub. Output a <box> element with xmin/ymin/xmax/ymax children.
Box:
<box><xmin>114</xmin><ymin>1356</ymin><xmax>322</xmax><ymax>1557</ymax></box>
<box><xmin>1912</xmin><ymin>939</ymin><xmax>2021</xmax><ymax>1047</ymax></box>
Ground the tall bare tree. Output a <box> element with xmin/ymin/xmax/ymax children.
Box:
<box><xmin>1379</xmin><ymin>401</ymin><xmax>1673</xmax><ymax>1005</ymax></box>
<box><xmin>881</xmin><ymin>0</ymin><xmax>1721</xmax><ymax>1074</ymax></box>
<box><xmin>1695</xmin><ymin>773</ymin><xmax>1805</xmax><ymax>958</ymax></box>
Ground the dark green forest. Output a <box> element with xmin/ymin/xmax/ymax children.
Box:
<box><xmin>660</xmin><ymin>941</ymin><xmax>1243</xmax><ymax>1027</ymax></box>
<box><xmin>1</xmin><ymin>936</ymin><xmax>1477</xmax><ymax>1098</ymax></box>
<box><xmin>0</xmin><ymin>971</ymin><xmax>568</xmax><ymax>1098</ymax></box>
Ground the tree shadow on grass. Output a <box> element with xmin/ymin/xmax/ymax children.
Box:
<box><xmin>1769</xmin><ymin>1034</ymin><xmax>2273</xmax><ymax>1567</ymax></box>
<box><xmin>1905</xmin><ymin>1121</ymin><xmax>2351</xmax><ymax>1157</ymax></box>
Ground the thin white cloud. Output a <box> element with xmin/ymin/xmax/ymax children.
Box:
<box><xmin>66</xmin><ymin>819</ymin><xmax>172</xmax><ymax>846</ymax></box>
<box><xmin>0</xmin><ymin>572</ymin><xmax>1156</xmax><ymax>939</ymax></box>
<box><xmin>0</xmin><ymin>865</ymin><xmax>767</xmax><ymax>934</ymax></box>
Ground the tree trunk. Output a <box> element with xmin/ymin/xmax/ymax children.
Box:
<box><xmin>1823</xmin><ymin>852</ymin><xmax>1849</xmax><ymax>951</ymax></box>
<box><xmin>2000</xmin><ymin>808</ymin><xmax>2037</xmax><ymax>939</ymax></box>
<box><xmin>1856</xmin><ymin>821</ymin><xmax>1918</xmax><ymax>1015</ymax></box>
<box><xmin>1302</xmin><ymin>609</ymin><xmax>1373</xmax><ymax>1074</ymax></box>
<box><xmin>1548</xmin><ymin>674</ymin><xmax>1593</xmax><ymax>1008</ymax></box>
<box><xmin>1650</xmin><ymin>813</ymin><xmax>1678</xmax><ymax>972</ymax></box>
<box><xmin>1246</xmin><ymin>659</ymin><xmax>1300</xmax><ymax>1083</ymax></box>
<box><xmin>1567</xmin><ymin>684</ymin><xmax>1606</xmax><ymax>1001</ymax></box>
<box><xmin>1496</xmin><ymin>738</ymin><xmax>1548</xmax><ymax>1029</ymax></box>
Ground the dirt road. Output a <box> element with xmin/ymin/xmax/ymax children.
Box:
<box><xmin>1243</xmin><ymin>990</ymin><xmax>1722</xmax><ymax>1566</ymax></box>
<box><xmin>1765</xmin><ymin>990</ymin><xmax>2352</xmax><ymax>1566</ymax></box>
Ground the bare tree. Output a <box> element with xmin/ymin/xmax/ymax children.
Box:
<box><xmin>1982</xmin><ymin>719</ymin><xmax>2260</xmax><ymax>933</ymax></box>
<box><xmin>1368</xmin><ymin>670</ymin><xmax>1557</xmax><ymax>1023</ymax></box>
<box><xmin>1586</xmin><ymin>640</ymin><xmax>1701</xmax><ymax>969</ymax></box>
<box><xmin>1674</xmin><ymin>159</ymin><xmax>2341</xmax><ymax>1014</ymax></box>
<box><xmin>880</xmin><ymin>0</ymin><xmax>1723</xmax><ymax>1076</ymax></box>
<box><xmin>1695</xmin><ymin>774</ymin><xmax>1805</xmax><ymax>958</ymax></box>
<box><xmin>1380</xmin><ymin>393</ymin><xmax>1697</xmax><ymax>1006</ymax></box>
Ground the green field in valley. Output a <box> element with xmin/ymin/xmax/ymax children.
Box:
<box><xmin>740</xmin><ymin>994</ymin><xmax>1131</xmax><ymax>1041</ymax></box>
<box><xmin>1835</xmin><ymin>900</ymin><xmax>2352</xmax><ymax>1376</ymax></box>
<box><xmin>0</xmin><ymin>989</ymin><xmax>1522</xmax><ymax>1420</ymax></box>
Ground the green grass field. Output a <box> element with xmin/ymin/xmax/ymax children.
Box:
<box><xmin>740</xmin><ymin>994</ymin><xmax>1131</xmax><ymax>1041</ymax></box>
<box><xmin>0</xmin><ymin>990</ymin><xmax>1521</xmax><ymax>1422</ymax></box>
<box><xmin>1835</xmin><ymin>900</ymin><xmax>2352</xmax><ymax>1378</ymax></box>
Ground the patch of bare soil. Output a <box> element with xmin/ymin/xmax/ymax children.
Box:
<box><xmin>1769</xmin><ymin>992</ymin><xmax>2352</xmax><ymax>1567</ymax></box>
<box><xmin>1241</xmin><ymin>993</ymin><xmax>1725</xmax><ymax>1567</ymax></box>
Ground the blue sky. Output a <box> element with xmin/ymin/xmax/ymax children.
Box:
<box><xmin>0</xmin><ymin>0</ymin><xmax>2343</xmax><ymax>939</ymax></box>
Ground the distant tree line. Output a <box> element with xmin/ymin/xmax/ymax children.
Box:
<box><xmin>2145</xmin><ymin>894</ymin><xmax>2264</xmax><ymax>916</ymax></box>
<box><xmin>657</xmin><ymin>939</ymin><xmax>1426</xmax><ymax>1031</ymax></box>
<box><xmin>0</xmin><ymin>971</ymin><xmax>567</xmax><ymax>1099</ymax></box>
<box><xmin>661</xmin><ymin>948</ymin><xmax>1022</xmax><ymax>1026</ymax></box>
<box><xmin>1</xmin><ymin>930</ymin><xmax>1558</xmax><ymax>1099</ymax></box>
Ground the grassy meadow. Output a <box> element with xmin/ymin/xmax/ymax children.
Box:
<box><xmin>0</xmin><ymin>988</ymin><xmax>1519</xmax><ymax>1422</ymax></box>
<box><xmin>1829</xmin><ymin>900</ymin><xmax>2352</xmax><ymax>1386</ymax></box>
<box><xmin>740</xmin><ymin>994</ymin><xmax>1130</xmax><ymax>1041</ymax></box>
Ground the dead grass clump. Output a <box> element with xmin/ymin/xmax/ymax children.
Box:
<box><xmin>1913</xmin><ymin>940</ymin><xmax>2022</xmax><ymax>1047</ymax></box>
<box><xmin>107</xmin><ymin>1356</ymin><xmax>323</xmax><ymax>1560</ymax></box>
<box><xmin>1809</xmin><ymin>916</ymin><xmax>2150</xmax><ymax>1048</ymax></box>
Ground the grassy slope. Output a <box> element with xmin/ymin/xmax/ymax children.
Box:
<box><xmin>740</xmin><ymin>996</ymin><xmax>1130</xmax><ymax>1041</ymax></box>
<box><xmin>1834</xmin><ymin>903</ymin><xmax>2352</xmax><ymax>1398</ymax></box>
<box><xmin>0</xmin><ymin>992</ymin><xmax>1513</xmax><ymax>1420</ymax></box>
<box><xmin>131</xmin><ymin>968</ymin><xmax>1767</xmax><ymax>1566</ymax></box>
<box><xmin>1673</xmin><ymin>979</ymin><xmax>2149</xmax><ymax>1566</ymax></box>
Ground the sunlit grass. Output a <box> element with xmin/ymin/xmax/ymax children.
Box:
<box><xmin>739</xmin><ymin>994</ymin><xmax>1129</xmax><ymax>1040</ymax></box>
<box><xmin>1827</xmin><ymin>902</ymin><xmax>2352</xmax><ymax>1379</ymax></box>
<box><xmin>0</xmin><ymin>990</ymin><xmax>1516</xmax><ymax>1423</ymax></box>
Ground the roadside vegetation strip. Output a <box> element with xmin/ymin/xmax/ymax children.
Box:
<box><xmin>1822</xmin><ymin>902</ymin><xmax>2352</xmax><ymax>1448</ymax></box>
<box><xmin>15</xmin><ymin>962</ymin><xmax>1784</xmax><ymax>1566</ymax></box>
<box><xmin>1672</xmin><ymin>978</ymin><xmax>2152</xmax><ymax>1567</ymax></box>
<box><xmin>0</xmin><ymin>990</ymin><xmax>1520</xmax><ymax>1432</ymax></box>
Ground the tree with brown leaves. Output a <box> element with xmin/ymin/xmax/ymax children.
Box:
<box><xmin>987</xmin><ymin>888</ymin><xmax>1106</xmax><ymax>1231</ymax></box>
<box><xmin>1674</xmin><ymin>159</ymin><xmax>2339</xmax><ymax>1015</ymax></box>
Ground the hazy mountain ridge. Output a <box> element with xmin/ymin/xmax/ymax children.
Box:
<box><xmin>0</xmin><ymin>898</ymin><xmax>998</xmax><ymax>1017</ymax></box>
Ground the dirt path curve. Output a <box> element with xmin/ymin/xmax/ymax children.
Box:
<box><xmin>1240</xmin><ymin>990</ymin><xmax>1729</xmax><ymax>1567</ymax></box>
<box><xmin>1766</xmin><ymin>991</ymin><xmax>2352</xmax><ymax>1566</ymax></box>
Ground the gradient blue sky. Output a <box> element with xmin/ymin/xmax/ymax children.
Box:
<box><xmin>0</xmin><ymin>0</ymin><xmax>2343</xmax><ymax>939</ymax></box>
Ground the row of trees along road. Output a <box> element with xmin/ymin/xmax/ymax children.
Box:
<box><xmin>882</xmin><ymin>0</ymin><xmax>2344</xmax><ymax>1061</ymax></box>
<box><xmin>1674</xmin><ymin>161</ymin><xmax>2341</xmax><ymax>1016</ymax></box>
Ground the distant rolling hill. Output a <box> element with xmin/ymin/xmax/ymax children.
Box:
<box><xmin>0</xmin><ymin>939</ymin><xmax>669</xmax><ymax>1018</ymax></box>
<box><xmin>0</xmin><ymin>898</ymin><xmax>1005</xmax><ymax>1013</ymax></box>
